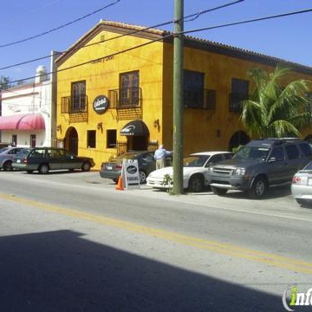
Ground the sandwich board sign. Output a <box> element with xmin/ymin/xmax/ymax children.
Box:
<box><xmin>122</xmin><ymin>159</ymin><xmax>140</xmax><ymax>189</ymax></box>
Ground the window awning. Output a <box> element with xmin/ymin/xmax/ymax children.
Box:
<box><xmin>120</xmin><ymin>119</ymin><xmax>149</xmax><ymax>136</ymax></box>
<box><xmin>0</xmin><ymin>114</ymin><xmax>45</xmax><ymax>130</ymax></box>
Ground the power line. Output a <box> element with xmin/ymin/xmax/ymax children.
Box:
<box><xmin>2</xmin><ymin>6</ymin><xmax>312</xmax><ymax>86</ymax></box>
<box><xmin>182</xmin><ymin>0</ymin><xmax>244</xmax><ymax>23</ymax></box>
<box><xmin>0</xmin><ymin>55</ymin><xmax>53</xmax><ymax>71</ymax></box>
<box><xmin>0</xmin><ymin>0</ymin><xmax>121</xmax><ymax>49</ymax></box>
<box><xmin>84</xmin><ymin>0</ymin><xmax>244</xmax><ymax>46</ymax></box>
<box><xmin>0</xmin><ymin>0</ymin><xmax>242</xmax><ymax>72</ymax></box>
<box><xmin>182</xmin><ymin>8</ymin><xmax>312</xmax><ymax>36</ymax></box>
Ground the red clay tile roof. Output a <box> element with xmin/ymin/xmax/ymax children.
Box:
<box><xmin>56</xmin><ymin>20</ymin><xmax>312</xmax><ymax>75</ymax></box>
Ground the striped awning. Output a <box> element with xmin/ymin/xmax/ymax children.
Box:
<box><xmin>0</xmin><ymin>114</ymin><xmax>45</xmax><ymax>130</ymax></box>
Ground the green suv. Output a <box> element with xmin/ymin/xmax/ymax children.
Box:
<box><xmin>207</xmin><ymin>139</ymin><xmax>312</xmax><ymax>199</ymax></box>
<box><xmin>12</xmin><ymin>147</ymin><xmax>95</xmax><ymax>174</ymax></box>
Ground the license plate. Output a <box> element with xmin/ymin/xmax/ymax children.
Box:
<box><xmin>17</xmin><ymin>159</ymin><xmax>21</xmax><ymax>163</ymax></box>
<box><xmin>106</xmin><ymin>165</ymin><xmax>113</xmax><ymax>170</ymax></box>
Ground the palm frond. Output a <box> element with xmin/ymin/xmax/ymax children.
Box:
<box><xmin>269</xmin><ymin>120</ymin><xmax>301</xmax><ymax>137</ymax></box>
<box><xmin>241</xmin><ymin>65</ymin><xmax>311</xmax><ymax>139</ymax></box>
<box><xmin>288</xmin><ymin>111</ymin><xmax>312</xmax><ymax>129</ymax></box>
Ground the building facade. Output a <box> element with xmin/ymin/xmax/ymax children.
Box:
<box><xmin>0</xmin><ymin>67</ymin><xmax>51</xmax><ymax>147</ymax></box>
<box><xmin>0</xmin><ymin>52</ymin><xmax>59</xmax><ymax>148</ymax></box>
<box><xmin>55</xmin><ymin>21</ymin><xmax>312</xmax><ymax>170</ymax></box>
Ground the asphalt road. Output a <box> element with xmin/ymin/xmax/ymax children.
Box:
<box><xmin>1</xmin><ymin>170</ymin><xmax>312</xmax><ymax>312</ymax></box>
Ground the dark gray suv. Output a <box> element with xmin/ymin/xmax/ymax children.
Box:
<box><xmin>207</xmin><ymin>139</ymin><xmax>312</xmax><ymax>199</ymax></box>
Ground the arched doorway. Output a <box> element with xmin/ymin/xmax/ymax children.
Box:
<box><xmin>304</xmin><ymin>134</ymin><xmax>312</xmax><ymax>144</ymax></box>
<box><xmin>228</xmin><ymin>131</ymin><xmax>250</xmax><ymax>151</ymax></box>
<box><xmin>65</xmin><ymin>127</ymin><xmax>78</xmax><ymax>155</ymax></box>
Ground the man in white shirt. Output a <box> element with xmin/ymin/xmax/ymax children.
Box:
<box><xmin>154</xmin><ymin>145</ymin><xmax>171</xmax><ymax>169</ymax></box>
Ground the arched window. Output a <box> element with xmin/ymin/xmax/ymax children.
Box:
<box><xmin>228</xmin><ymin>131</ymin><xmax>250</xmax><ymax>152</ymax></box>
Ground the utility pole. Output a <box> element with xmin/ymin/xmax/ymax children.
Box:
<box><xmin>172</xmin><ymin>0</ymin><xmax>184</xmax><ymax>194</ymax></box>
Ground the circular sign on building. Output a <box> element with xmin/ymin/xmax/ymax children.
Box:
<box><xmin>93</xmin><ymin>95</ymin><xmax>109</xmax><ymax>114</ymax></box>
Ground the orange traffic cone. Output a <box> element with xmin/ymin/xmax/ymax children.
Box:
<box><xmin>116</xmin><ymin>175</ymin><xmax>124</xmax><ymax>191</ymax></box>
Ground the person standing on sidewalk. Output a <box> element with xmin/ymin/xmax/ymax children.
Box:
<box><xmin>154</xmin><ymin>145</ymin><xmax>171</xmax><ymax>170</ymax></box>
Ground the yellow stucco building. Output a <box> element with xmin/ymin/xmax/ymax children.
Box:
<box><xmin>56</xmin><ymin>21</ymin><xmax>312</xmax><ymax>170</ymax></box>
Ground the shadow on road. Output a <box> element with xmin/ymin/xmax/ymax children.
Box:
<box><xmin>0</xmin><ymin>230</ymin><xmax>290</xmax><ymax>312</ymax></box>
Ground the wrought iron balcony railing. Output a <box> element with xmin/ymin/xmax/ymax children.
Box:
<box><xmin>184</xmin><ymin>88</ymin><xmax>216</xmax><ymax>110</ymax></box>
<box><xmin>108</xmin><ymin>87</ymin><xmax>142</xmax><ymax>109</ymax></box>
<box><xmin>229</xmin><ymin>93</ymin><xmax>248</xmax><ymax>112</ymax></box>
<box><xmin>61</xmin><ymin>95</ymin><xmax>88</xmax><ymax>114</ymax></box>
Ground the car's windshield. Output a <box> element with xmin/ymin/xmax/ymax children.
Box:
<box><xmin>116</xmin><ymin>153</ymin><xmax>137</xmax><ymax>161</ymax></box>
<box><xmin>234</xmin><ymin>146</ymin><xmax>270</xmax><ymax>162</ymax></box>
<box><xmin>0</xmin><ymin>147</ymin><xmax>9</xmax><ymax>154</ymax></box>
<box><xmin>183</xmin><ymin>155</ymin><xmax>209</xmax><ymax>167</ymax></box>
<box><xmin>16</xmin><ymin>148</ymin><xmax>31</xmax><ymax>156</ymax></box>
<box><xmin>304</xmin><ymin>161</ymin><xmax>312</xmax><ymax>170</ymax></box>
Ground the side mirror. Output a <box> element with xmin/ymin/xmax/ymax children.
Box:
<box><xmin>268</xmin><ymin>157</ymin><xmax>276</xmax><ymax>163</ymax></box>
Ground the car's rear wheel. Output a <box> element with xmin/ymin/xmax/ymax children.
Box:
<box><xmin>211</xmin><ymin>186</ymin><xmax>228</xmax><ymax>196</ymax></box>
<box><xmin>3</xmin><ymin>161</ymin><xmax>12</xmax><ymax>171</ymax></box>
<box><xmin>82</xmin><ymin>162</ymin><xmax>91</xmax><ymax>172</ymax></box>
<box><xmin>188</xmin><ymin>174</ymin><xmax>204</xmax><ymax>192</ymax></box>
<box><xmin>38</xmin><ymin>164</ymin><xmax>49</xmax><ymax>174</ymax></box>
<box><xmin>249</xmin><ymin>176</ymin><xmax>268</xmax><ymax>199</ymax></box>
<box><xmin>139</xmin><ymin>170</ymin><xmax>147</xmax><ymax>184</ymax></box>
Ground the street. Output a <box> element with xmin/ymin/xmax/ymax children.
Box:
<box><xmin>1</xmin><ymin>170</ymin><xmax>312</xmax><ymax>312</ymax></box>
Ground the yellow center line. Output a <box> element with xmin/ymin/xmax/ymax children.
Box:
<box><xmin>2</xmin><ymin>192</ymin><xmax>312</xmax><ymax>274</ymax></box>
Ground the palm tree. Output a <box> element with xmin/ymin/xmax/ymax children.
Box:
<box><xmin>240</xmin><ymin>65</ymin><xmax>311</xmax><ymax>138</ymax></box>
<box><xmin>0</xmin><ymin>76</ymin><xmax>11</xmax><ymax>91</ymax></box>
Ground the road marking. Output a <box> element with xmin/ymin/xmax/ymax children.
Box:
<box><xmin>154</xmin><ymin>194</ymin><xmax>312</xmax><ymax>223</ymax></box>
<box><xmin>2</xmin><ymin>192</ymin><xmax>312</xmax><ymax>275</ymax></box>
<box><xmin>123</xmin><ymin>187</ymin><xmax>312</xmax><ymax>222</ymax></box>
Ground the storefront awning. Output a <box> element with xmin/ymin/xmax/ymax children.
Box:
<box><xmin>0</xmin><ymin>114</ymin><xmax>45</xmax><ymax>130</ymax></box>
<box><xmin>120</xmin><ymin>119</ymin><xmax>149</xmax><ymax>136</ymax></box>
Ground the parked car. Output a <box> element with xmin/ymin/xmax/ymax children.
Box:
<box><xmin>100</xmin><ymin>151</ymin><xmax>172</xmax><ymax>184</ymax></box>
<box><xmin>207</xmin><ymin>138</ymin><xmax>312</xmax><ymax>199</ymax></box>
<box><xmin>0</xmin><ymin>142</ymin><xmax>10</xmax><ymax>149</ymax></box>
<box><xmin>12</xmin><ymin>147</ymin><xmax>95</xmax><ymax>174</ymax></box>
<box><xmin>291</xmin><ymin>161</ymin><xmax>312</xmax><ymax>205</ymax></box>
<box><xmin>147</xmin><ymin>151</ymin><xmax>234</xmax><ymax>192</ymax></box>
<box><xmin>0</xmin><ymin>147</ymin><xmax>28</xmax><ymax>171</ymax></box>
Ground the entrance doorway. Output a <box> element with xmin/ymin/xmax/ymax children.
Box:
<box><xmin>66</xmin><ymin>127</ymin><xmax>78</xmax><ymax>155</ymax></box>
<box><xmin>120</xmin><ymin>120</ymin><xmax>150</xmax><ymax>151</ymax></box>
<box><xmin>228</xmin><ymin>131</ymin><xmax>250</xmax><ymax>151</ymax></box>
<box><xmin>127</xmin><ymin>135</ymin><xmax>148</xmax><ymax>151</ymax></box>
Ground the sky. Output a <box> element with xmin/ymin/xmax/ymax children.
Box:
<box><xmin>0</xmin><ymin>0</ymin><xmax>312</xmax><ymax>83</ymax></box>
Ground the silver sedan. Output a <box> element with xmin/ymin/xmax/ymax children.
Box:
<box><xmin>0</xmin><ymin>147</ymin><xmax>28</xmax><ymax>171</ymax></box>
<box><xmin>291</xmin><ymin>161</ymin><xmax>312</xmax><ymax>205</ymax></box>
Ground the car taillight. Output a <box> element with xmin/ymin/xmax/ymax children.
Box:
<box><xmin>23</xmin><ymin>158</ymin><xmax>28</xmax><ymax>164</ymax></box>
<box><xmin>292</xmin><ymin>175</ymin><xmax>306</xmax><ymax>184</ymax></box>
<box><xmin>115</xmin><ymin>164</ymin><xmax>122</xmax><ymax>170</ymax></box>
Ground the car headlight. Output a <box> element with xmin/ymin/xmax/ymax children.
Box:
<box><xmin>234</xmin><ymin>167</ymin><xmax>246</xmax><ymax>176</ymax></box>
